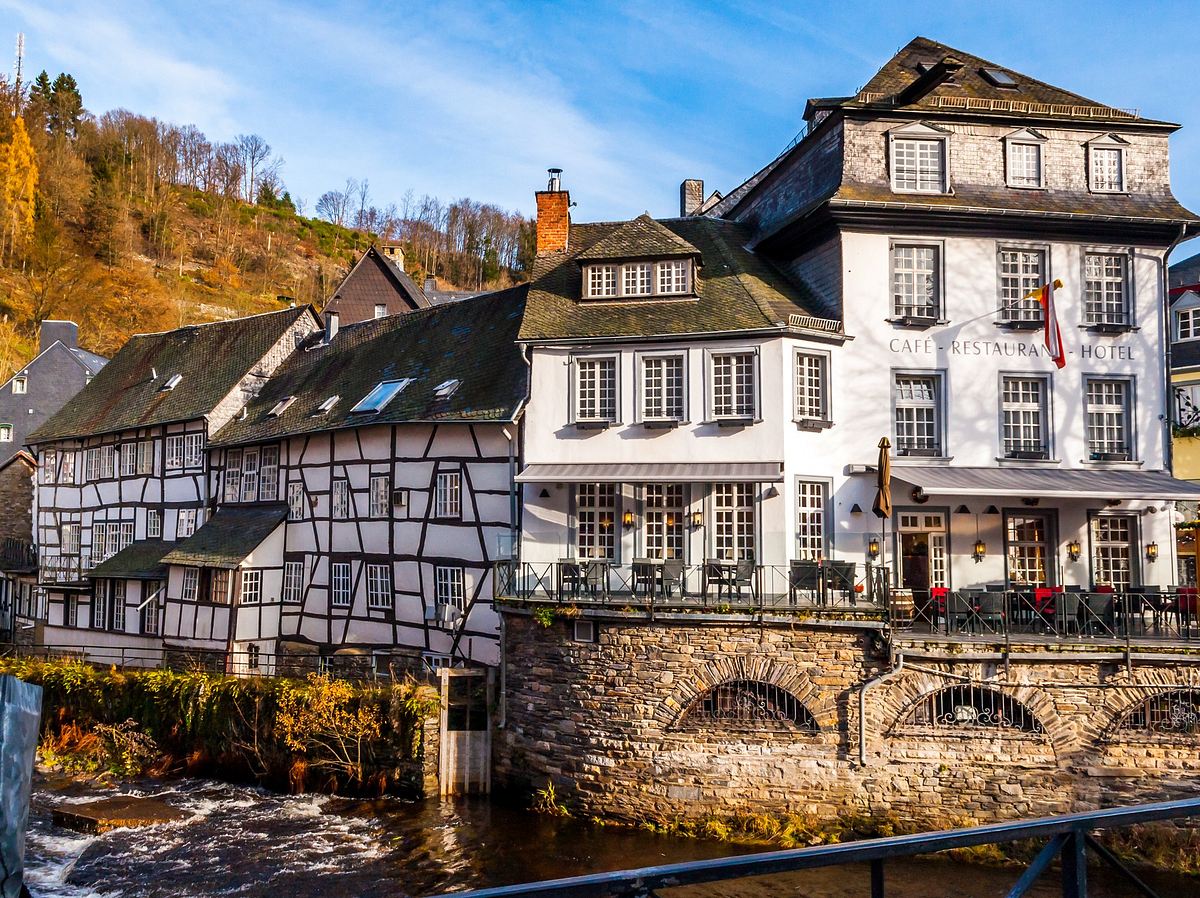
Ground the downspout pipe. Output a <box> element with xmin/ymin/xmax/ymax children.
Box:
<box><xmin>1163</xmin><ymin>223</ymin><xmax>1188</xmax><ymax>478</ymax></box>
<box><xmin>857</xmin><ymin>655</ymin><xmax>973</xmax><ymax>766</ymax></box>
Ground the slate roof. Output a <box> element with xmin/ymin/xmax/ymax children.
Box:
<box><xmin>325</xmin><ymin>246</ymin><xmax>429</xmax><ymax>324</ymax></box>
<box><xmin>68</xmin><ymin>346</ymin><xmax>109</xmax><ymax>375</ymax></box>
<box><xmin>161</xmin><ymin>505</ymin><xmax>289</xmax><ymax>569</ymax></box>
<box><xmin>808</xmin><ymin>36</ymin><xmax>1171</xmax><ymax>127</ymax></box>
<box><xmin>576</xmin><ymin>214</ymin><xmax>700</xmax><ymax>261</ymax></box>
<box><xmin>1170</xmin><ymin>250</ymin><xmax>1200</xmax><ymax>289</ymax></box>
<box><xmin>28</xmin><ymin>306</ymin><xmax>317</xmax><ymax>444</ymax></box>
<box><xmin>211</xmin><ymin>286</ymin><xmax>529</xmax><ymax>447</ymax></box>
<box><xmin>519</xmin><ymin>216</ymin><xmax>825</xmax><ymax>341</ymax></box>
<box><xmin>90</xmin><ymin>539</ymin><xmax>173</xmax><ymax>580</ymax></box>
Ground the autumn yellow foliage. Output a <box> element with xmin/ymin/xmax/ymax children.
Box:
<box><xmin>0</xmin><ymin>116</ymin><xmax>38</xmax><ymax>263</ymax></box>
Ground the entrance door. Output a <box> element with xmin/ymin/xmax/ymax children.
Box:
<box><xmin>1005</xmin><ymin>511</ymin><xmax>1057</xmax><ymax>587</ymax></box>
<box><xmin>898</xmin><ymin>512</ymin><xmax>948</xmax><ymax>615</ymax></box>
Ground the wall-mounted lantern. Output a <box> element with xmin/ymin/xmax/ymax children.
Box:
<box><xmin>622</xmin><ymin>510</ymin><xmax>635</xmax><ymax>529</ymax></box>
<box><xmin>973</xmin><ymin>538</ymin><xmax>987</xmax><ymax>563</ymax></box>
<box><xmin>1066</xmin><ymin>540</ymin><xmax>1082</xmax><ymax>563</ymax></box>
<box><xmin>1146</xmin><ymin>542</ymin><xmax>1159</xmax><ymax>563</ymax></box>
<box><xmin>690</xmin><ymin>511</ymin><xmax>704</xmax><ymax>529</ymax></box>
<box><xmin>867</xmin><ymin>537</ymin><xmax>880</xmax><ymax>560</ymax></box>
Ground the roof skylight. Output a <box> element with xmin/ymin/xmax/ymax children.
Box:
<box><xmin>350</xmin><ymin>379</ymin><xmax>410</xmax><ymax>414</ymax></box>
<box><xmin>434</xmin><ymin>379</ymin><xmax>461</xmax><ymax>400</ymax></box>
<box><xmin>268</xmin><ymin>396</ymin><xmax>296</xmax><ymax>418</ymax></box>
<box><xmin>981</xmin><ymin>68</ymin><xmax>1018</xmax><ymax>88</ymax></box>
<box><xmin>160</xmin><ymin>374</ymin><xmax>183</xmax><ymax>392</ymax></box>
<box><xmin>314</xmin><ymin>395</ymin><xmax>340</xmax><ymax>416</ymax></box>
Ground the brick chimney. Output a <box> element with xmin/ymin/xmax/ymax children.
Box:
<box><xmin>680</xmin><ymin>179</ymin><xmax>704</xmax><ymax>217</ymax></box>
<box><xmin>40</xmin><ymin>320</ymin><xmax>78</xmax><ymax>353</ymax></box>
<box><xmin>535</xmin><ymin>168</ymin><xmax>570</xmax><ymax>255</ymax></box>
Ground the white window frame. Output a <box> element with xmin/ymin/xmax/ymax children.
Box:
<box><xmin>576</xmin><ymin>483</ymin><xmax>617</xmax><ymax>561</ymax></box>
<box><xmin>639</xmin><ymin>352</ymin><xmax>686</xmax><ymax>423</ymax></box>
<box><xmin>1083</xmin><ymin>251</ymin><xmax>1132</xmax><ymax>328</ymax></box>
<box><xmin>642</xmin><ymin>483</ymin><xmax>685</xmax><ymax>561</ymax></box>
<box><xmin>1088</xmin><ymin>136</ymin><xmax>1127</xmax><ymax>193</ymax></box>
<box><xmin>435</xmin><ymin>470</ymin><xmax>462</xmax><ymax>519</ymax></box>
<box><xmin>142</xmin><ymin>581</ymin><xmax>162</xmax><ymax>634</ymax></box>
<box><xmin>224</xmin><ymin>449</ymin><xmax>242</xmax><ymax>502</ymax></box>
<box><xmin>84</xmin><ymin>447</ymin><xmax>100</xmax><ymax>482</ymax></box>
<box><xmin>12</xmin><ymin>375</ymin><xmax>26</xmax><ymax>394</ymax></box>
<box><xmin>240</xmin><ymin>447</ymin><xmax>260</xmax><ymax>502</ymax></box>
<box><xmin>712</xmin><ymin>482</ymin><xmax>757</xmax><ymax>562</ymax></box>
<box><xmin>166</xmin><ymin>435</ymin><xmax>184</xmax><ymax>470</ymax></box>
<box><xmin>893</xmin><ymin>371</ymin><xmax>945</xmax><ymax>457</ymax></box>
<box><xmin>572</xmin><ymin>354</ymin><xmax>619</xmax><ymax>424</ymax></box>
<box><xmin>111</xmin><ymin>580</ymin><xmax>126</xmax><ymax>632</ymax></box>
<box><xmin>435</xmin><ymin>566</ymin><xmax>466</xmax><ymax>612</ymax></box>
<box><xmin>374</xmin><ymin>303</ymin><xmax>388</xmax><ymax>319</ymax></box>
<box><xmin>287</xmin><ymin>481</ymin><xmax>305</xmax><ymax>520</ymax></box>
<box><xmin>100</xmin><ymin>445</ymin><xmax>116</xmax><ymax>479</ymax></box>
<box><xmin>177</xmin><ymin>508</ymin><xmax>198</xmax><ymax>538</ymax></box>
<box><xmin>793</xmin><ymin>351</ymin><xmax>829</xmax><ymax>424</ymax></box>
<box><xmin>708</xmin><ymin>349</ymin><xmax>758</xmax><ymax>421</ymax></box>
<box><xmin>331</xmin><ymin>562</ymin><xmax>352</xmax><ymax>607</ymax></box>
<box><xmin>240</xmin><ymin>569</ymin><xmax>262</xmax><ymax>605</ymax></box>
<box><xmin>61</xmin><ymin>522</ymin><xmax>81</xmax><ymax>554</ymax></box>
<box><xmin>622</xmin><ymin>262</ymin><xmax>652</xmax><ymax>297</ymax></box>
<box><xmin>184</xmin><ymin>432</ymin><xmax>204</xmax><ymax>468</ymax></box>
<box><xmin>997</xmin><ymin>245</ymin><xmax>1048</xmax><ymax>324</ymax></box>
<box><xmin>586</xmin><ymin>264</ymin><xmax>617</xmax><ymax>298</ymax></box>
<box><xmin>366</xmin><ymin>563</ymin><xmax>392</xmax><ymax>609</ymax></box>
<box><xmin>583</xmin><ymin>260</ymin><xmax>693</xmax><ymax>300</ymax></box>
<box><xmin>259</xmin><ymin>446</ymin><xmax>279</xmax><ymax>501</ymax></box>
<box><xmin>181</xmin><ymin>567</ymin><xmax>200</xmax><ymax>602</ymax></box>
<box><xmin>889</xmin><ymin>125</ymin><xmax>949</xmax><ymax>194</ymax></box>
<box><xmin>332</xmin><ymin>479</ymin><xmax>350</xmax><ymax>519</ymax></box>
<box><xmin>1177</xmin><ymin>307</ymin><xmax>1200</xmax><ymax>342</ymax></box>
<box><xmin>147</xmin><ymin>509</ymin><xmax>162</xmax><ymax>539</ymax></box>
<box><xmin>1084</xmin><ymin>376</ymin><xmax>1135</xmax><ymax>461</ymax></box>
<box><xmin>1004</xmin><ymin>130</ymin><xmax>1046</xmax><ymax>189</ymax></box>
<box><xmin>283</xmin><ymin>561</ymin><xmax>304</xmax><ymax>603</ymax></box>
<box><xmin>1000</xmin><ymin>375</ymin><xmax>1051</xmax><ymax>459</ymax></box>
<box><xmin>1089</xmin><ymin>513</ymin><xmax>1139</xmax><ymax>590</ymax></box>
<box><xmin>890</xmin><ymin>241</ymin><xmax>943</xmax><ymax>321</ymax></box>
<box><xmin>795</xmin><ymin>479</ymin><xmax>829</xmax><ymax>561</ymax></box>
<box><xmin>0</xmin><ymin>424</ymin><xmax>11</xmax><ymax>443</ymax></box>
<box><xmin>92</xmin><ymin>584</ymin><xmax>108</xmax><ymax>630</ymax></box>
<box><xmin>370</xmin><ymin>474</ymin><xmax>391</xmax><ymax>518</ymax></box>
<box><xmin>41</xmin><ymin>448</ymin><xmax>56</xmax><ymax>484</ymax></box>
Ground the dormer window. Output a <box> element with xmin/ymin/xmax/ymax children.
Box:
<box><xmin>160</xmin><ymin>374</ymin><xmax>182</xmax><ymax>392</ymax></box>
<box><xmin>267</xmin><ymin>396</ymin><xmax>296</xmax><ymax>418</ymax></box>
<box><xmin>314</xmin><ymin>395</ymin><xmax>340</xmax><ymax>416</ymax></box>
<box><xmin>434</xmin><ymin>379</ymin><xmax>460</xmax><ymax>400</ymax></box>
<box><xmin>1089</xmin><ymin>135</ymin><xmax>1128</xmax><ymax>193</ymax></box>
<box><xmin>350</xmin><ymin>379</ymin><xmax>410</xmax><ymax>413</ymax></box>
<box><xmin>888</xmin><ymin>123</ymin><xmax>949</xmax><ymax>194</ymax></box>
<box><xmin>583</xmin><ymin>260</ymin><xmax>694</xmax><ymax>300</ymax></box>
<box><xmin>1005</xmin><ymin>129</ymin><xmax>1046</xmax><ymax>189</ymax></box>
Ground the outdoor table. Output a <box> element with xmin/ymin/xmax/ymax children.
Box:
<box><xmin>579</xmin><ymin>559</ymin><xmax>610</xmax><ymax>598</ymax></box>
<box><xmin>630</xmin><ymin>558</ymin><xmax>664</xmax><ymax>597</ymax></box>
<box><xmin>556</xmin><ymin>559</ymin><xmax>581</xmax><ymax>599</ymax></box>
<box><xmin>703</xmin><ymin>560</ymin><xmax>739</xmax><ymax>602</ymax></box>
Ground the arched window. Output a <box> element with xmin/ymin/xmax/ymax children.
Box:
<box><xmin>683</xmin><ymin>680</ymin><xmax>817</xmax><ymax>730</ymax></box>
<box><xmin>1117</xmin><ymin>689</ymin><xmax>1200</xmax><ymax>735</ymax></box>
<box><xmin>907</xmin><ymin>686</ymin><xmax>1044</xmax><ymax>734</ymax></box>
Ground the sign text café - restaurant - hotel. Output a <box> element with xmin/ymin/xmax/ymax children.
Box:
<box><xmin>511</xmin><ymin>38</ymin><xmax>1200</xmax><ymax>633</ymax></box>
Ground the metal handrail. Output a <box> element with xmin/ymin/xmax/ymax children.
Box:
<box><xmin>431</xmin><ymin>797</ymin><xmax>1200</xmax><ymax>898</ymax></box>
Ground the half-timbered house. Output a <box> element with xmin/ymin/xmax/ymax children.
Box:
<box><xmin>26</xmin><ymin>306</ymin><xmax>321</xmax><ymax>664</ymax></box>
<box><xmin>159</xmin><ymin>288</ymin><xmax>528</xmax><ymax>671</ymax></box>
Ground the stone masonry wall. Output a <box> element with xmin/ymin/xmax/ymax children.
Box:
<box><xmin>495</xmin><ymin>611</ymin><xmax>1200</xmax><ymax>828</ymax></box>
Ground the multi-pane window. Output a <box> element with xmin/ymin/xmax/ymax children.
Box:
<box><xmin>12</xmin><ymin>376</ymin><xmax>26</xmax><ymax>394</ymax></box>
<box><xmin>576</xmin><ymin>357</ymin><xmax>617</xmax><ymax>422</ymax></box>
<box><xmin>435</xmin><ymin>566</ymin><xmax>466</xmax><ymax>611</ymax></box>
<box><xmin>1091</xmin><ymin>515</ymin><xmax>1137</xmax><ymax>590</ymax></box>
<box><xmin>1007</xmin><ymin>142</ymin><xmax>1042</xmax><ymax>187</ymax></box>
<box><xmin>224</xmin><ymin>449</ymin><xmax>243</xmax><ymax>502</ymax></box>
<box><xmin>100</xmin><ymin>446</ymin><xmax>116</xmax><ymax>479</ymax></box>
<box><xmin>84</xmin><ymin>447</ymin><xmax>100</xmax><ymax>482</ymax></box>
<box><xmin>587</xmin><ymin>264</ymin><xmax>617</xmax><ymax>298</ymax></box>
<box><xmin>240</xmin><ymin>448</ymin><xmax>260</xmax><ymax>502</ymax></box>
<box><xmin>92</xmin><ymin>585</ymin><xmax>108</xmax><ymax>629</ymax></box>
<box><xmin>366</xmin><ymin>564</ymin><xmax>392</xmax><ymax>609</ymax></box>
<box><xmin>894</xmin><ymin>374</ymin><xmax>942</xmax><ymax>456</ymax></box>
<box><xmin>41</xmin><ymin>449</ymin><xmax>56</xmax><ymax>484</ymax></box>
<box><xmin>142</xmin><ymin>581</ymin><xmax>162</xmax><ymax>635</ymax></box>
<box><xmin>644</xmin><ymin>484</ymin><xmax>684</xmax><ymax>560</ymax></box>
<box><xmin>184</xmin><ymin>433</ymin><xmax>204</xmax><ymax>467</ymax></box>
<box><xmin>1084</xmin><ymin>253</ymin><xmax>1129</xmax><ymax>326</ymax></box>
<box><xmin>92</xmin><ymin>521</ymin><xmax>133</xmax><ymax>562</ymax></box>
<box><xmin>240</xmin><ymin>570</ymin><xmax>262</xmax><ymax>605</ymax></box>
<box><xmin>796</xmin><ymin>481</ymin><xmax>827</xmax><ymax>560</ymax></box>
<box><xmin>435</xmin><ymin>471</ymin><xmax>461</xmax><ymax>518</ymax></box>
<box><xmin>288</xmin><ymin>482</ymin><xmax>305</xmax><ymax>520</ymax></box>
<box><xmin>259</xmin><ymin>447</ymin><xmax>279</xmax><ymax>501</ymax></box>
<box><xmin>147</xmin><ymin>509</ymin><xmax>162</xmax><ymax>539</ymax></box>
<box><xmin>657</xmin><ymin>259</ymin><xmax>689</xmax><ymax>294</ymax></box>
<box><xmin>794</xmin><ymin>353</ymin><xmax>828</xmax><ymax>421</ymax></box>
<box><xmin>891</xmin><ymin>138</ymin><xmax>945</xmax><ymax>192</ymax></box>
<box><xmin>623</xmin><ymin>262</ymin><xmax>652</xmax><ymax>296</ymax></box>
<box><xmin>1085</xmin><ymin>378</ymin><xmax>1133</xmax><ymax>460</ymax></box>
<box><xmin>1006</xmin><ymin>514</ymin><xmax>1050</xmax><ymax>587</ymax></box>
<box><xmin>891</xmin><ymin>245</ymin><xmax>940</xmax><ymax>319</ymax></box>
<box><xmin>166</xmin><ymin>435</ymin><xmax>184</xmax><ymax>470</ymax></box>
<box><xmin>369</xmin><ymin>475</ymin><xmax>390</xmax><ymax>518</ymax></box>
<box><xmin>577</xmin><ymin>483</ymin><xmax>617</xmax><ymax>560</ymax></box>
<box><xmin>1090</xmin><ymin>146</ymin><xmax>1124</xmax><ymax>192</ymax></box>
<box><xmin>1178</xmin><ymin>308</ymin><xmax>1200</xmax><ymax>341</ymax></box>
<box><xmin>211</xmin><ymin>569</ymin><xmax>230</xmax><ymax>604</ymax></box>
<box><xmin>61</xmin><ymin>522</ymin><xmax>80</xmax><ymax>554</ymax></box>
<box><xmin>713</xmin><ymin>483</ymin><xmax>756</xmax><ymax>561</ymax></box>
<box><xmin>332</xmin><ymin>479</ymin><xmax>350</xmax><ymax>519</ymax></box>
<box><xmin>999</xmin><ymin>249</ymin><xmax>1045</xmax><ymax>323</ymax></box>
<box><xmin>181</xmin><ymin>567</ymin><xmax>200</xmax><ymax>602</ymax></box>
<box><xmin>0</xmin><ymin>424</ymin><xmax>10</xmax><ymax>443</ymax></box>
<box><xmin>331</xmin><ymin>562</ymin><xmax>352</xmax><ymax>607</ymax></box>
<box><xmin>642</xmin><ymin>355</ymin><xmax>684</xmax><ymax>421</ymax></box>
<box><xmin>177</xmin><ymin>508</ymin><xmax>198</xmax><ymax>538</ymax></box>
<box><xmin>1001</xmin><ymin>376</ymin><xmax>1049</xmax><ymax>458</ymax></box>
<box><xmin>711</xmin><ymin>353</ymin><xmax>755</xmax><ymax>419</ymax></box>
<box><xmin>283</xmin><ymin>561</ymin><xmax>304</xmax><ymax>603</ymax></box>
<box><xmin>60</xmin><ymin>450</ymin><xmax>74</xmax><ymax>484</ymax></box>
<box><xmin>111</xmin><ymin>580</ymin><xmax>126</xmax><ymax>632</ymax></box>
<box><xmin>374</xmin><ymin>303</ymin><xmax>388</xmax><ymax>319</ymax></box>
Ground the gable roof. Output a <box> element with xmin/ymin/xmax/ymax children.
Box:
<box><xmin>325</xmin><ymin>245</ymin><xmax>429</xmax><ymax>322</ymax></box>
<box><xmin>807</xmin><ymin>36</ymin><xmax>1169</xmax><ymax>127</ymax></box>
<box><xmin>576</xmin><ymin>214</ymin><xmax>701</xmax><ymax>261</ymax></box>
<box><xmin>162</xmin><ymin>506</ymin><xmax>288</xmax><ymax>569</ymax></box>
<box><xmin>211</xmin><ymin>286</ymin><xmax>528</xmax><ymax>447</ymax></box>
<box><xmin>28</xmin><ymin>306</ymin><xmax>317</xmax><ymax>444</ymax></box>
<box><xmin>520</xmin><ymin>216</ymin><xmax>828</xmax><ymax>341</ymax></box>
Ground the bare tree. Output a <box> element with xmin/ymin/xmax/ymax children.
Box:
<box><xmin>236</xmin><ymin>134</ymin><xmax>272</xmax><ymax>202</ymax></box>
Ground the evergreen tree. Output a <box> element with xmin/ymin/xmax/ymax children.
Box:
<box><xmin>48</xmin><ymin>73</ymin><xmax>83</xmax><ymax>139</ymax></box>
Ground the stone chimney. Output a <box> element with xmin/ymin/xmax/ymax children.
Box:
<box><xmin>325</xmin><ymin>310</ymin><xmax>339</xmax><ymax>343</ymax></box>
<box><xmin>535</xmin><ymin>168</ymin><xmax>570</xmax><ymax>255</ymax></box>
<box><xmin>424</xmin><ymin>276</ymin><xmax>437</xmax><ymax>294</ymax></box>
<box><xmin>680</xmin><ymin>179</ymin><xmax>704</xmax><ymax>217</ymax></box>
<box><xmin>40</xmin><ymin>320</ymin><xmax>78</xmax><ymax>353</ymax></box>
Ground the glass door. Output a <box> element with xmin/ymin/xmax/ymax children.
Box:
<box><xmin>1005</xmin><ymin>511</ymin><xmax>1057</xmax><ymax>587</ymax></box>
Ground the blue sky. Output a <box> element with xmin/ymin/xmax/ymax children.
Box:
<box><xmin>5</xmin><ymin>0</ymin><xmax>1200</xmax><ymax>253</ymax></box>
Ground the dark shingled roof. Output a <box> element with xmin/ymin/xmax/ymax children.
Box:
<box><xmin>28</xmin><ymin>306</ymin><xmax>317</xmax><ymax>444</ymax></box>
<box><xmin>325</xmin><ymin>246</ymin><xmax>429</xmax><ymax>323</ymax></box>
<box><xmin>519</xmin><ymin>216</ymin><xmax>824</xmax><ymax>341</ymax></box>
<box><xmin>90</xmin><ymin>539</ymin><xmax>173</xmax><ymax>580</ymax></box>
<box><xmin>162</xmin><ymin>505</ymin><xmax>288</xmax><ymax>569</ymax></box>
<box><xmin>576</xmin><ymin>214</ymin><xmax>700</xmax><ymax>261</ymax></box>
<box><xmin>809</xmin><ymin>36</ymin><xmax>1172</xmax><ymax>126</ymax></box>
<box><xmin>211</xmin><ymin>286</ymin><xmax>528</xmax><ymax>447</ymax></box>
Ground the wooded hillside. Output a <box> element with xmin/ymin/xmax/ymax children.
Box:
<box><xmin>0</xmin><ymin>71</ymin><xmax>533</xmax><ymax>375</ymax></box>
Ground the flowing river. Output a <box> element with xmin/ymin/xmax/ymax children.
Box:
<box><xmin>22</xmin><ymin>776</ymin><xmax>1197</xmax><ymax>897</ymax></box>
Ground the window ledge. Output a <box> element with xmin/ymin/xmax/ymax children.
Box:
<box><xmin>887</xmin><ymin>316</ymin><xmax>945</xmax><ymax>329</ymax></box>
<box><xmin>995</xmin><ymin>320</ymin><xmax>1044</xmax><ymax>331</ymax></box>
<box><xmin>713</xmin><ymin>416</ymin><xmax>756</xmax><ymax>429</ymax></box>
<box><xmin>795</xmin><ymin>418</ymin><xmax>834</xmax><ymax>432</ymax></box>
<box><xmin>574</xmin><ymin>421</ymin><xmax>613</xmax><ymax>431</ymax></box>
<box><xmin>1081</xmin><ymin>457</ymin><xmax>1143</xmax><ymax>469</ymax></box>
<box><xmin>893</xmin><ymin>454</ymin><xmax>954</xmax><ymax>464</ymax></box>
<box><xmin>1005</xmin><ymin>184</ymin><xmax>1048</xmax><ymax>191</ymax></box>
<box><xmin>1082</xmin><ymin>323</ymin><xmax>1137</xmax><ymax>335</ymax></box>
<box><xmin>995</xmin><ymin>456</ymin><xmax>1061</xmax><ymax>466</ymax></box>
<box><xmin>641</xmin><ymin>419</ymin><xmax>681</xmax><ymax>430</ymax></box>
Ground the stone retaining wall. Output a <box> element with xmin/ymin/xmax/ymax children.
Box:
<box><xmin>494</xmin><ymin>610</ymin><xmax>1200</xmax><ymax>828</ymax></box>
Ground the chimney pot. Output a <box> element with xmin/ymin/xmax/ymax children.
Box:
<box><xmin>535</xmin><ymin>169</ymin><xmax>570</xmax><ymax>255</ymax></box>
<box><xmin>680</xmin><ymin>179</ymin><xmax>704</xmax><ymax>216</ymax></box>
<box><xmin>325</xmin><ymin>310</ymin><xmax>340</xmax><ymax>343</ymax></box>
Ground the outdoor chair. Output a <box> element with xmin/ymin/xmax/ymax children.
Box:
<box><xmin>976</xmin><ymin>591</ymin><xmax>1005</xmax><ymax>633</ymax></box>
<box><xmin>789</xmin><ymin>560</ymin><xmax>820</xmax><ymax>604</ymax></box>
<box><xmin>1056</xmin><ymin>592</ymin><xmax>1080</xmax><ymax>635</ymax></box>
<box><xmin>949</xmin><ymin>591</ymin><xmax>979</xmax><ymax>634</ymax></box>
<box><xmin>582</xmin><ymin>561</ymin><xmax>608</xmax><ymax>598</ymax></box>
<box><xmin>558</xmin><ymin>560</ymin><xmax>581</xmax><ymax>599</ymax></box>
<box><xmin>826</xmin><ymin>561</ymin><xmax>857</xmax><ymax>606</ymax></box>
<box><xmin>661</xmin><ymin>560</ymin><xmax>686</xmax><ymax>598</ymax></box>
<box><xmin>731</xmin><ymin>560</ymin><xmax>756</xmax><ymax>601</ymax></box>
<box><xmin>1082</xmin><ymin>592</ymin><xmax>1115</xmax><ymax>635</ymax></box>
<box><xmin>631</xmin><ymin>558</ymin><xmax>656</xmax><ymax>597</ymax></box>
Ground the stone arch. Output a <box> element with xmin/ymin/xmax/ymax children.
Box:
<box><xmin>1079</xmin><ymin>667</ymin><xmax>1200</xmax><ymax>744</ymax></box>
<box><xmin>655</xmin><ymin>656</ymin><xmax>836</xmax><ymax>732</ymax></box>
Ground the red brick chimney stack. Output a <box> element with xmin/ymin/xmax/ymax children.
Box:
<box><xmin>535</xmin><ymin>168</ymin><xmax>570</xmax><ymax>255</ymax></box>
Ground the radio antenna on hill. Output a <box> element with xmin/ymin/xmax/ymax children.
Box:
<box><xmin>12</xmin><ymin>32</ymin><xmax>24</xmax><ymax>92</ymax></box>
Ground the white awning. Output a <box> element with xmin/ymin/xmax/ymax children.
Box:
<box><xmin>516</xmin><ymin>462</ymin><xmax>785</xmax><ymax>483</ymax></box>
<box><xmin>875</xmin><ymin>466</ymin><xmax>1200</xmax><ymax>500</ymax></box>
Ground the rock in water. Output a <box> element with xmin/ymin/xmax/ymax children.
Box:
<box><xmin>51</xmin><ymin>797</ymin><xmax>190</xmax><ymax>834</ymax></box>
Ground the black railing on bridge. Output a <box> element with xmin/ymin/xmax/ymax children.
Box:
<box><xmin>431</xmin><ymin>797</ymin><xmax>1200</xmax><ymax>898</ymax></box>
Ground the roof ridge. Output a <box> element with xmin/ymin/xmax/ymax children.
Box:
<box><xmin>128</xmin><ymin>304</ymin><xmax>311</xmax><ymax>339</ymax></box>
